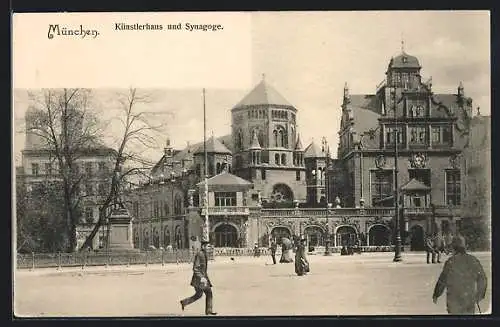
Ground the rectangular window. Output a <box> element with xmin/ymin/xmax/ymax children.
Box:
<box><xmin>85</xmin><ymin>183</ymin><xmax>94</xmax><ymax>196</ymax></box>
<box><xmin>85</xmin><ymin>162</ymin><xmax>93</xmax><ymax>177</ymax></box>
<box><xmin>98</xmin><ymin>183</ymin><xmax>106</xmax><ymax>196</ymax></box>
<box><xmin>98</xmin><ymin>162</ymin><xmax>107</xmax><ymax>173</ymax></box>
<box><xmin>385</xmin><ymin>127</ymin><xmax>404</xmax><ymax>145</ymax></box>
<box><xmin>431</xmin><ymin>125</ymin><xmax>451</xmax><ymax>145</ymax></box>
<box><xmin>31</xmin><ymin>163</ymin><xmax>39</xmax><ymax>176</ymax></box>
<box><xmin>409</xmin><ymin>169</ymin><xmax>431</xmax><ymax>187</ymax></box>
<box><xmin>296</xmin><ymin>171</ymin><xmax>301</xmax><ymax>181</ymax></box>
<box><xmin>85</xmin><ymin>207</ymin><xmax>94</xmax><ymax>223</ymax></box>
<box><xmin>409</xmin><ymin>126</ymin><xmax>427</xmax><ymax>144</ymax></box>
<box><xmin>371</xmin><ymin>170</ymin><xmax>394</xmax><ymax>206</ymax></box>
<box><xmin>214</xmin><ymin>192</ymin><xmax>237</xmax><ymax>207</ymax></box>
<box><xmin>432</xmin><ymin>126</ymin><xmax>441</xmax><ymax>143</ymax></box>
<box><xmin>44</xmin><ymin>163</ymin><xmax>52</xmax><ymax>175</ymax></box>
<box><xmin>133</xmin><ymin>202</ymin><xmax>139</xmax><ymax>218</ymax></box>
<box><xmin>261</xmin><ymin>169</ymin><xmax>266</xmax><ymax>180</ymax></box>
<box><xmin>446</xmin><ymin>170</ymin><xmax>461</xmax><ymax>205</ymax></box>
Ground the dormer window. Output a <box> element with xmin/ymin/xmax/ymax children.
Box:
<box><xmin>402</xmin><ymin>56</ymin><xmax>408</xmax><ymax>63</ymax></box>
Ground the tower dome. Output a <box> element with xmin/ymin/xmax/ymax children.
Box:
<box><xmin>388</xmin><ymin>51</ymin><xmax>421</xmax><ymax>70</ymax></box>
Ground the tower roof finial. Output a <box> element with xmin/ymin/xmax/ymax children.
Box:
<box><xmin>262</xmin><ymin>73</ymin><xmax>266</xmax><ymax>81</ymax></box>
<box><xmin>401</xmin><ymin>33</ymin><xmax>405</xmax><ymax>53</ymax></box>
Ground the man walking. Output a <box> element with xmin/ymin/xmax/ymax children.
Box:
<box><xmin>180</xmin><ymin>240</ymin><xmax>217</xmax><ymax>315</ymax></box>
<box><xmin>269</xmin><ymin>239</ymin><xmax>277</xmax><ymax>264</ymax></box>
<box><xmin>432</xmin><ymin>235</ymin><xmax>487</xmax><ymax>315</ymax></box>
<box><xmin>433</xmin><ymin>233</ymin><xmax>443</xmax><ymax>263</ymax></box>
<box><xmin>425</xmin><ymin>234</ymin><xmax>436</xmax><ymax>264</ymax></box>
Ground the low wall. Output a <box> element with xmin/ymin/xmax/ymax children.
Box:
<box><xmin>16</xmin><ymin>246</ymin><xmax>396</xmax><ymax>270</ymax></box>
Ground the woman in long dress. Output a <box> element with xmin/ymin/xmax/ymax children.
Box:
<box><xmin>279</xmin><ymin>237</ymin><xmax>294</xmax><ymax>263</ymax></box>
<box><xmin>295</xmin><ymin>238</ymin><xmax>310</xmax><ymax>276</ymax></box>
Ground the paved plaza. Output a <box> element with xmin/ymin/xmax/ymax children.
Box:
<box><xmin>14</xmin><ymin>252</ymin><xmax>491</xmax><ymax>317</ymax></box>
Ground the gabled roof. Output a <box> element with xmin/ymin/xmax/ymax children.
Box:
<box><xmin>150</xmin><ymin>134</ymin><xmax>233</xmax><ymax>176</ymax></box>
<box><xmin>233</xmin><ymin>79</ymin><xmax>293</xmax><ymax>109</ymax></box>
<box><xmin>194</xmin><ymin>136</ymin><xmax>232</xmax><ymax>155</ymax></box>
<box><xmin>304</xmin><ymin>141</ymin><xmax>325</xmax><ymax>158</ymax></box>
<box><xmin>401</xmin><ymin>178</ymin><xmax>430</xmax><ymax>191</ymax></box>
<box><xmin>196</xmin><ymin>172</ymin><xmax>252</xmax><ymax>187</ymax></box>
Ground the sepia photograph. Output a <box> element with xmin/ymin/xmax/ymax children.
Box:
<box><xmin>12</xmin><ymin>11</ymin><xmax>491</xmax><ymax>317</ymax></box>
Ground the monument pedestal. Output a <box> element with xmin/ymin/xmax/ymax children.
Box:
<box><xmin>107</xmin><ymin>207</ymin><xmax>139</xmax><ymax>253</ymax></box>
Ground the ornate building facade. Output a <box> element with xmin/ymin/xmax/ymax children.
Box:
<box><xmin>126</xmin><ymin>48</ymin><xmax>480</xmax><ymax>252</ymax></box>
<box><xmin>332</xmin><ymin>48</ymin><xmax>473</xmax><ymax>250</ymax></box>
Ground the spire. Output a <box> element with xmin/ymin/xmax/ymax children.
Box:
<box><xmin>249</xmin><ymin>129</ymin><xmax>262</xmax><ymax>150</ymax></box>
<box><xmin>164</xmin><ymin>137</ymin><xmax>173</xmax><ymax>156</ymax></box>
<box><xmin>458</xmin><ymin>81</ymin><xmax>464</xmax><ymax>97</ymax></box>
<box><xmin>343</xmin><ymin>82</ymin><xmax>350</xmax><ymax>104</ymax></box>
<box><xmin>262</xmin><ymin>73</ymin><xmax>266</xmax><ymax>81</ymax></box>
<box><xmin>295</xmin><ymin>133</ymin><xmax>303</xmax><ymax>151</ymax></box>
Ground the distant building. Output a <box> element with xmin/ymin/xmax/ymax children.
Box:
<box><xmin>18</xmin><ymin>105</ymin><xmax>116</xmax><ymax>251</ymax></box>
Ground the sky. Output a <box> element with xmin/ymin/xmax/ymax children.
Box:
<box><xmin>13</xmin><ymin>11</ymin><xmax>490</xmax><ymax>166</ymax></box>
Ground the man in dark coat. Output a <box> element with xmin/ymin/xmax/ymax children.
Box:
<box><xmin>269</xmin><ymin>239</ymin><xmax>277</xmax><ymax>264</ymax></box>
<box><xmin>433</xmin><ymin>233</ymin><xmax>443</xmax><ymax>263</ymax></box>
<box><xmin>180</xmin><ymin>240</ymin><xmax>217</xmax><ymax>315</ymax></box>
<box><xmin>432</xmin><ymin>235</ymin><xmax>487</xmax><ymax>315</ymax></box>
<box><xmin>425</xmin><ymin>234</ymin><xmax>436</xmax><ymax>264</ymax></box>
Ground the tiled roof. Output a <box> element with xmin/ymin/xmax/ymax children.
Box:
<box><xmin>196</xmin><ymin>171</ymin><xmax>252</xmax><ymax>187</ymax></box>
<box><xmin>151</xmin><ymin>135</ymin><xmax>232</xmax><ymax>175</ymax></box>
<box><xmin>304</xmin><ymin>141</ymin><xmax>325</xmax><ymax>158</ymax></box>
<box><xmin>233</xmin><ymin>80</ymin><xmax>293</xmax><ymax>108</ymax></box>
<box><xmin>401</xmin><ymin>178</ymin><xmax>430</xmax><ymax>191</ymax></box>
<box><xmin>193</xmin><ymin>136</ymin><xmax>232</xmax><ymax>155</ymax></box>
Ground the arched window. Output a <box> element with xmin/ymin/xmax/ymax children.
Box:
<box><xmin>164</xmin><ymin>228</ymin><xmax>170</xmax><ymax>247</ymax></box>
<box><xmin>237</xmin><ymin>130</ymin><xmax>243</xmax><ymax>150</ymax></box>
<box><xmin>209</xmin><ymin>163</ymin><xmax>214</xmax><ymax>176</ymax></box>
<box><xmin>273</xmin><ymin>130</ymin><xmax>278</xmax><ymax>147</ymax></box>
<box><xmin>216</xmin><ymin>162</ymin><xmax>221</xmax><ymax>174</ymax></box>
<box><xmin>174</xmin><ymin>194</ymin><xmax>183</xmax><ymax>215</ymax></box>
<box><xmin>278</xmin><ymin>130</ymin><xmax>283</xmax><ymax>147</ymax></box>
<box><xmin>275</xmin><ymin>153</ymin><xmax>280</xmax><ymax>165</ymax></box>
<box><xmin>281</xmin><ymin>153</ymin><xmax>286</xmax><ymax>166</ymax></box>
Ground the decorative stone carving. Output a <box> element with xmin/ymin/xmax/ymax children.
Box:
<box><xmin>409</xmin><ymin>152</ymin><xmax>427</xmax><ymax>169</ymax></box>
<box><xmin>266</xmin><ymin>217</ymin><xmax>295</xmax><ymax>231</ymax></box>
<box><xmin>449</xmin><ymin>154</ymin><xmax>460</xmax><ymax>169</ymax></box>
<box><xmin>375</xmin><ymin>155</ymin><xmax>386</xmax><ymax>169</ymax></box>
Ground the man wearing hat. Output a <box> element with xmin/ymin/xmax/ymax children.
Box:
<box><xmin>432</xmin><ymin>235</ymin><xmax>487</xmax><ymax>314</ymax></box>
<box><xmin>180</xmin><ymin>240</ymin><xmax>217</xmax><ymax>315</ymax></box>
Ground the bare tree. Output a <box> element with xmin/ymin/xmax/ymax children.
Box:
<box><xmin>79</xmin><ymin>88</ymin><xmax>171</xmax><ymax>251</ymax></box>
<box><xmin>24</xmin><ymin>89</ymin><xmax>102</xmax><ymax>252</ymax></box>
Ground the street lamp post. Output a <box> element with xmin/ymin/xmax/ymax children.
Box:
<box><xmin>391</xmin><ymin>86</ymin><xmax>403</xmax><ymax>263</ymax></box>
<box><xmin>170</xmin><ymin>171</ymin><xmax>177</xmax><ymax>248</ymax></box>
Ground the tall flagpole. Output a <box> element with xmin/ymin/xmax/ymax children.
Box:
<box><xmin>203</xmin><ymin>88</ymin><xmax>209</xmax><ymax>242</ymax></box>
